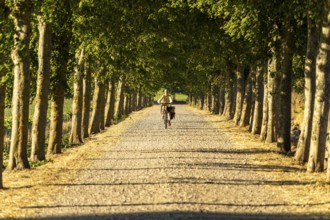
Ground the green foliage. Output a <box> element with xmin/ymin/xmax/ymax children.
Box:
<box><xmin>0</xmin><ymin>0</ymin><xmax>322</xmax><ymax>153</ymax></box>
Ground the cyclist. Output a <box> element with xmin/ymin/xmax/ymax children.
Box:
<box><xmin>157</xmin><ymin>89</ymin><xmax>173</xmax><ymax>125</ymax></box>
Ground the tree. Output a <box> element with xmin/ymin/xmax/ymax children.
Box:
<box><xmin>31</xmin><ymin>1</ymin><xmax>54</xmax><ymax>161</ymax></box>
<box><xmin>307</xmin><ymin>0</ymin><xmax>330</xmax><ymax>173</ymax></box>
<box><xmin>7</xmin><ymin>0</ymin><xmax>33</xmax><ymax>170</ymax></box>
<box><xmin>251</xmin><ymin>64</ymin><xmax>264</xmax><ymax>134</ymax></box>
<box><xmin>233</xmin><ymin>63</ymin><xmax>245</xmax><ymax>125</ymax></box>
<box><xmin>277</xmin><ymin>24</ymin><xmax>295</xmax><ymax>152</ymax></box>
<box><xmin>0</xmin><ymin>0</ymin><xmax>10</xmax><ymax>188</ymax></box>
<box><xmin>295</xmin><ymin>3</ymin><xmax>322</xmax><ymax>163</ymax></box>
<box><xmin>105</xmin><ymin>77</ymin><xmax>117</xmax><ymax>127</ymax></box>
<box><xmin>47</xmin><ymin>0</ymin><xmax>72</xmax><ymax>154</ymax></box>
<box><xmin>69</xmin><ymin>48</ymin><xmax>84</xmax><ymax>145</ymax></box>
<box><xmin>90</xmin><ymin>70</ymin><xmax>106</xmax><ymax>134</ymax></box>
<box><xmin>82</xmin><ymin>60</ymin><xmax>92</xmax><ymax>138</ymax></box>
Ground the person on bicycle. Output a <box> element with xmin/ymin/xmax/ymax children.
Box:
<box><xmin>157</xmin><ymin>89</ymin><xmax>173</xmax><ymax>125</ymax></box>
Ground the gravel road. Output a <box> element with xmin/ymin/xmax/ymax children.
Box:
<box><xmin>21</xmin><ymin>105</ymin><xmax>330</xmax><ymax>220</ymax></box>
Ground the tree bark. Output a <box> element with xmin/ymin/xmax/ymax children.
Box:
<box><xmin>82</xmin><ymin>61</ymin><xmax>91</xmax><ymax>138</ymax></box>
<box><xmin>0</xmin><ymin>70</ymin><xmax>5</xmax><ymax>189</ymax></box>
<box><xmin>223</xmin><ymin>70</ymin><xmax>234</xmax><ymax>119</ymax></box>
<box><xmin>260</xmin><ymin>75</ymin><xmax>268</xmax><ymax>140</ymax></box>
<box><xmin>69</xmin><ymin>48</ymin><xmax>84</xmax><ymax>145</ymax></box>
<box><xmin>90</xmin><ymin>78</ymin><xmax>105</xmax><ymax>134</ymax></box>
<box><xmin>240</xmin><ymin>75</ymin><xmax>252</xmax><ymax>127</ymax></box>
<box><xmin>295</xmin><ymin>14</ymin><xmax>319</xmax><ymax>163</ymax></box>
<box><xmin>193</xmin><ymin>96</ymin><xmax>198</xmax><ymax>108</ymax></box>
<box><xmin>307</xmin><ymin>2</ymin><xmax>330</xmax><ymax>172</ymax></box>
<box><xmin>0</xmin><ymin>0</ymin><xmax>6</xmax><ymax>188</ymax></box>
<box><xmin>8</xmin><ymin>0</ymin><xmax>33</xmax><ymax>170</ymax></box>
<box><xmin>132</xmin><ymin>91</ymin><xmax>137</xmax><ymax>111</ymax></box>
<box><xmin>142</xmin><ymin>95</ymin><xmax>147</xmax><ymax>108</ymax></box>
<box><xmin>277</xmin><ymin>27</ymin><xmax>294</xmax><ymax>152</ymax></box>
<box><xmin>213</xmin><ymin>85</ymin><xmax>220</xmax><ymax>114</ymax></box>
<box><xmin>31</xmin><ymin>18</ymin><xmax>52</xmax><ymax>162</ymax></box>
<box><xmin>47</xmin><ymin>86</ymin><xmax>64</xmax><ymax>154</ymax></box>
<box><xmin>137</xmin><ymin>89</ymin><xmax>142</xmax><ymax>110</ymax></box>
<box><xmin>199</xmin><ymin>92</ymin><xmax>205</xmax><ymax>110</ymax></box>
<box><xmin>105</xmin><ymin>78</ymin><xmax>117</xmax><ymax>127</ymax></box>
<box><xmin>115</xmin><ymin>79</ymin><xmax>125</xmax><ymax>118</ymax></box>
<box><xmin>219</xmin><ymin>83</ymin><xmax>225</xmax><ymax>115</ymax></box>
<box><xmin>252</xmin><ymin>65</ymin><xmax>264</xmax><ymax>134</ymax></box>
<box><xmin>265</xmin><ymin>55</ymin><xmax>278</xmax><ymax>143</ymax></box>
<box><xmin>99</xmin><ymin>80</ymin><xmax>107</xmax><ymax>130</ymax></box>
<box><xmin>207</xmin><ymin>84</ymin><xmax>212</xmax><ymax>112</ymax></box>
<box><xmin>125</xmin><ymin>95</ymin><xmax>130</xmax><ymax>115</ymax></box>
<box><xmin>234</xmin><ymin>64</ymin><xmax>245</xmax><ymax>125</ymax></box>
<box><xmin>327</xmin><ymin>137</ymin><xmax>330</xmax><ymax>182</ymax></box>
<box><xmin>189</xmin><ymin>94</ymin><xmax>193</xmax><ymax>105</ymax></box>
<box><xmin>47</xmin><ymin>0</ymin><xmax>71</xmax><ymax>155</ymax></box>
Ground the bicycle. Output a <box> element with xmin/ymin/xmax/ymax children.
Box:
<box><xmin>161</xmin><ymin>103</ymin><xmax>171</xmax><ymax>129</ymax></box>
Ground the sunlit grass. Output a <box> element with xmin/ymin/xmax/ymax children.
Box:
<box><xmin>154</xmin><ymin>89</ymin><xmax>188</xmax><ymax>103</ymax></box>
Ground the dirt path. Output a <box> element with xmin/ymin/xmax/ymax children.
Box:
<box><xmin>2</xmin><ymin>105</ymin><xmax>330</xmax><ymax>219</ymax></box>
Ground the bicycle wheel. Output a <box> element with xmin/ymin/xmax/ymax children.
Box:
<box><xmin>164</xmin><ymin>110</ymin><xmax>168</xmax><ymax>129</ymax></box>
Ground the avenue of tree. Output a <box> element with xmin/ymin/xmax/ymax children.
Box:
<box><xmin>1</xmin><ymin>0</ymin><xmax>330</xmax><ymax>188</ymax></box>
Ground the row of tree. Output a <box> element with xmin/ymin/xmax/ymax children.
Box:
<box><xmin>0</xmin><ymin>0</ymin><xmax>175</xmax><ymax>189</ymax></box>
<box><xmin>174</xmin><ymin>0</ymin><xmax>330</xmax><ymax>182</ymax></box>
<box><xmin>2</xmin><ymin>0</ymin><xmax>330</xmax><ymax>187</ymax></box>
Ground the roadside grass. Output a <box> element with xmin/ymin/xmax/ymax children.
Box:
<box><xmin>3</xmin><ymin>99</ymin><xmax>73</xmax><ymax>168</ymax></box>
<box><xmin>2</xmin><ymin>100</ymin><xmax>132</xmax><ymax>169</ymax></box>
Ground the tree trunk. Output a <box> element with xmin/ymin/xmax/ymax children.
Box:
<box><xmin>207</xmin><ymin>84</ymin><xmax>212</xmax><ymax>112</ymax></box>
<box><xmin>252</xmin><ymin>65</ymin><xmax>264</xmax><ymax>134</ymax></box>
<box><xmin>213</xmin><ymin>85</ymin><xmax>220</xmax><ymax>114</ymax></box>
<box><xmin>327</xmin><ymin>137</ymin><xmax>330</xmax><ymax>182</ymax></box>
<box><xmin>142</xmin><ymin>95</ymin><xmax>147</xmax><ymax>108</ymax></box>
<box><xmin>69</xmin><ymin>48</ymin><xmax>84</xmax><ymax>145</ymax></box>
<box><xmin>82</xmin><ymin>61</ymin><xmax>91</xmax><ymax>138</ymax></box>
<box><xmin>277</xmin><ymin>27</ymin><xmax>294</xmax><ymax>152</ymax></box>
<box><xmin>307</xmin><ymin>2</ymin><xmax>330</xmax><ymax>172</ymax></box>
<box><xmin>234</xmin><ymin>64</ymin><xmax>245</xmax><ymax>125</ymax></box>
<box><xmin>115</xmin><ymin>79</ymin><xmax>125</xmax><ymax>118</ymax></box>
<box><xmin>132</xmin><ymin>91</ymin><xmax>137</xmax><ymax>111</ymax></box>
<box><xmin>90</xmin><ymin>78</ymin><xmax>105</xmax><ymax>134</ymax></box>
<box><xmin>137</xmin><ymin>90</ymin><xmax>142</xmax><ymax>110</ymax></box>
<box><xmin>0</xmin><ymin>0</ymin><xmax>6</xmax><ymax>188</ymax></box>
<box><xmin>189</xmin><ymin>94</ymin><xmax>193</xmax><ymax>105</ymax></box>
<box><xmin>47</xmin><ymin>87</ymin><xmax>64</xmax><ymax>154</ymax></box>
<box><xmin>8</xmin><ymin>0</ymin><xmax>33</xmax><ymax>170</ymax></box>
<box><xmin>125</xmin><ymin>95</ymin><xmax>130</xmax><ymax>115</ymax></box>
<box><xmin>0</xmin><ymin>71</ymin><xmax>5</xmax><ymax>189</ymax></box>
<box><xmin>265</xmin><ymin>55</ymin><xmax>278</xmax><ymax>143</ymax></box>
<box><xmin>193</xmin><ymin>96</ymin><xmax>198</xmax><ymax>107</ymax></box>
<box><xmin>99</xmin><ymin>81</ymin><xmax>107</xmax><ymax>130</ymax></box>
<box><xmin>223</xmin><ymin>71</ymin><xmax>234</xmax><ymax>119</ymax></box>
<box><xmin>199</xmin><ymin>92</ymin><xmax>205</xmax><ymax>110</ymax></box>
<box><xmin>295</xmin><ymin>14</ymin><xmax>319</xmax><ymax>163</ymax></box>
<box><xmin>47</xmin><ymin>0</ymin><xmax>71</xmax><ymax>154</ymax></box>
<box><xmin>219</xmin><ymin>83</ymin><xmax>225</xmax><ymax>115</ymax></box>
<box><xmin>260</xmin><ymin>75</ymin><xmax>268</xmax><ymax>140</ymax></box>
<box><xmin>105</xmin><ymin>78</ymin><xmax>116</xmax><ymax>127</ymax></box>
<box><xmin>231</xmin><ymin>78</ymin><xmax>237</xmax><ymax>117</ymax></box>
<box><xmin>240</xmin><ymin>75</ymin><xmax>252</xmax><ymax>127</ymax></box>
<box><xmin>31</xmin><ymin>18</ymin><xmax>52</xmax><ymax>162</ymax></box>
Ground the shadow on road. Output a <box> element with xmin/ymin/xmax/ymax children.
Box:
<box><xmin>13</xmin><ymin>210</ymin><xmax>329</xmax><ymax>220</ymax></box>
